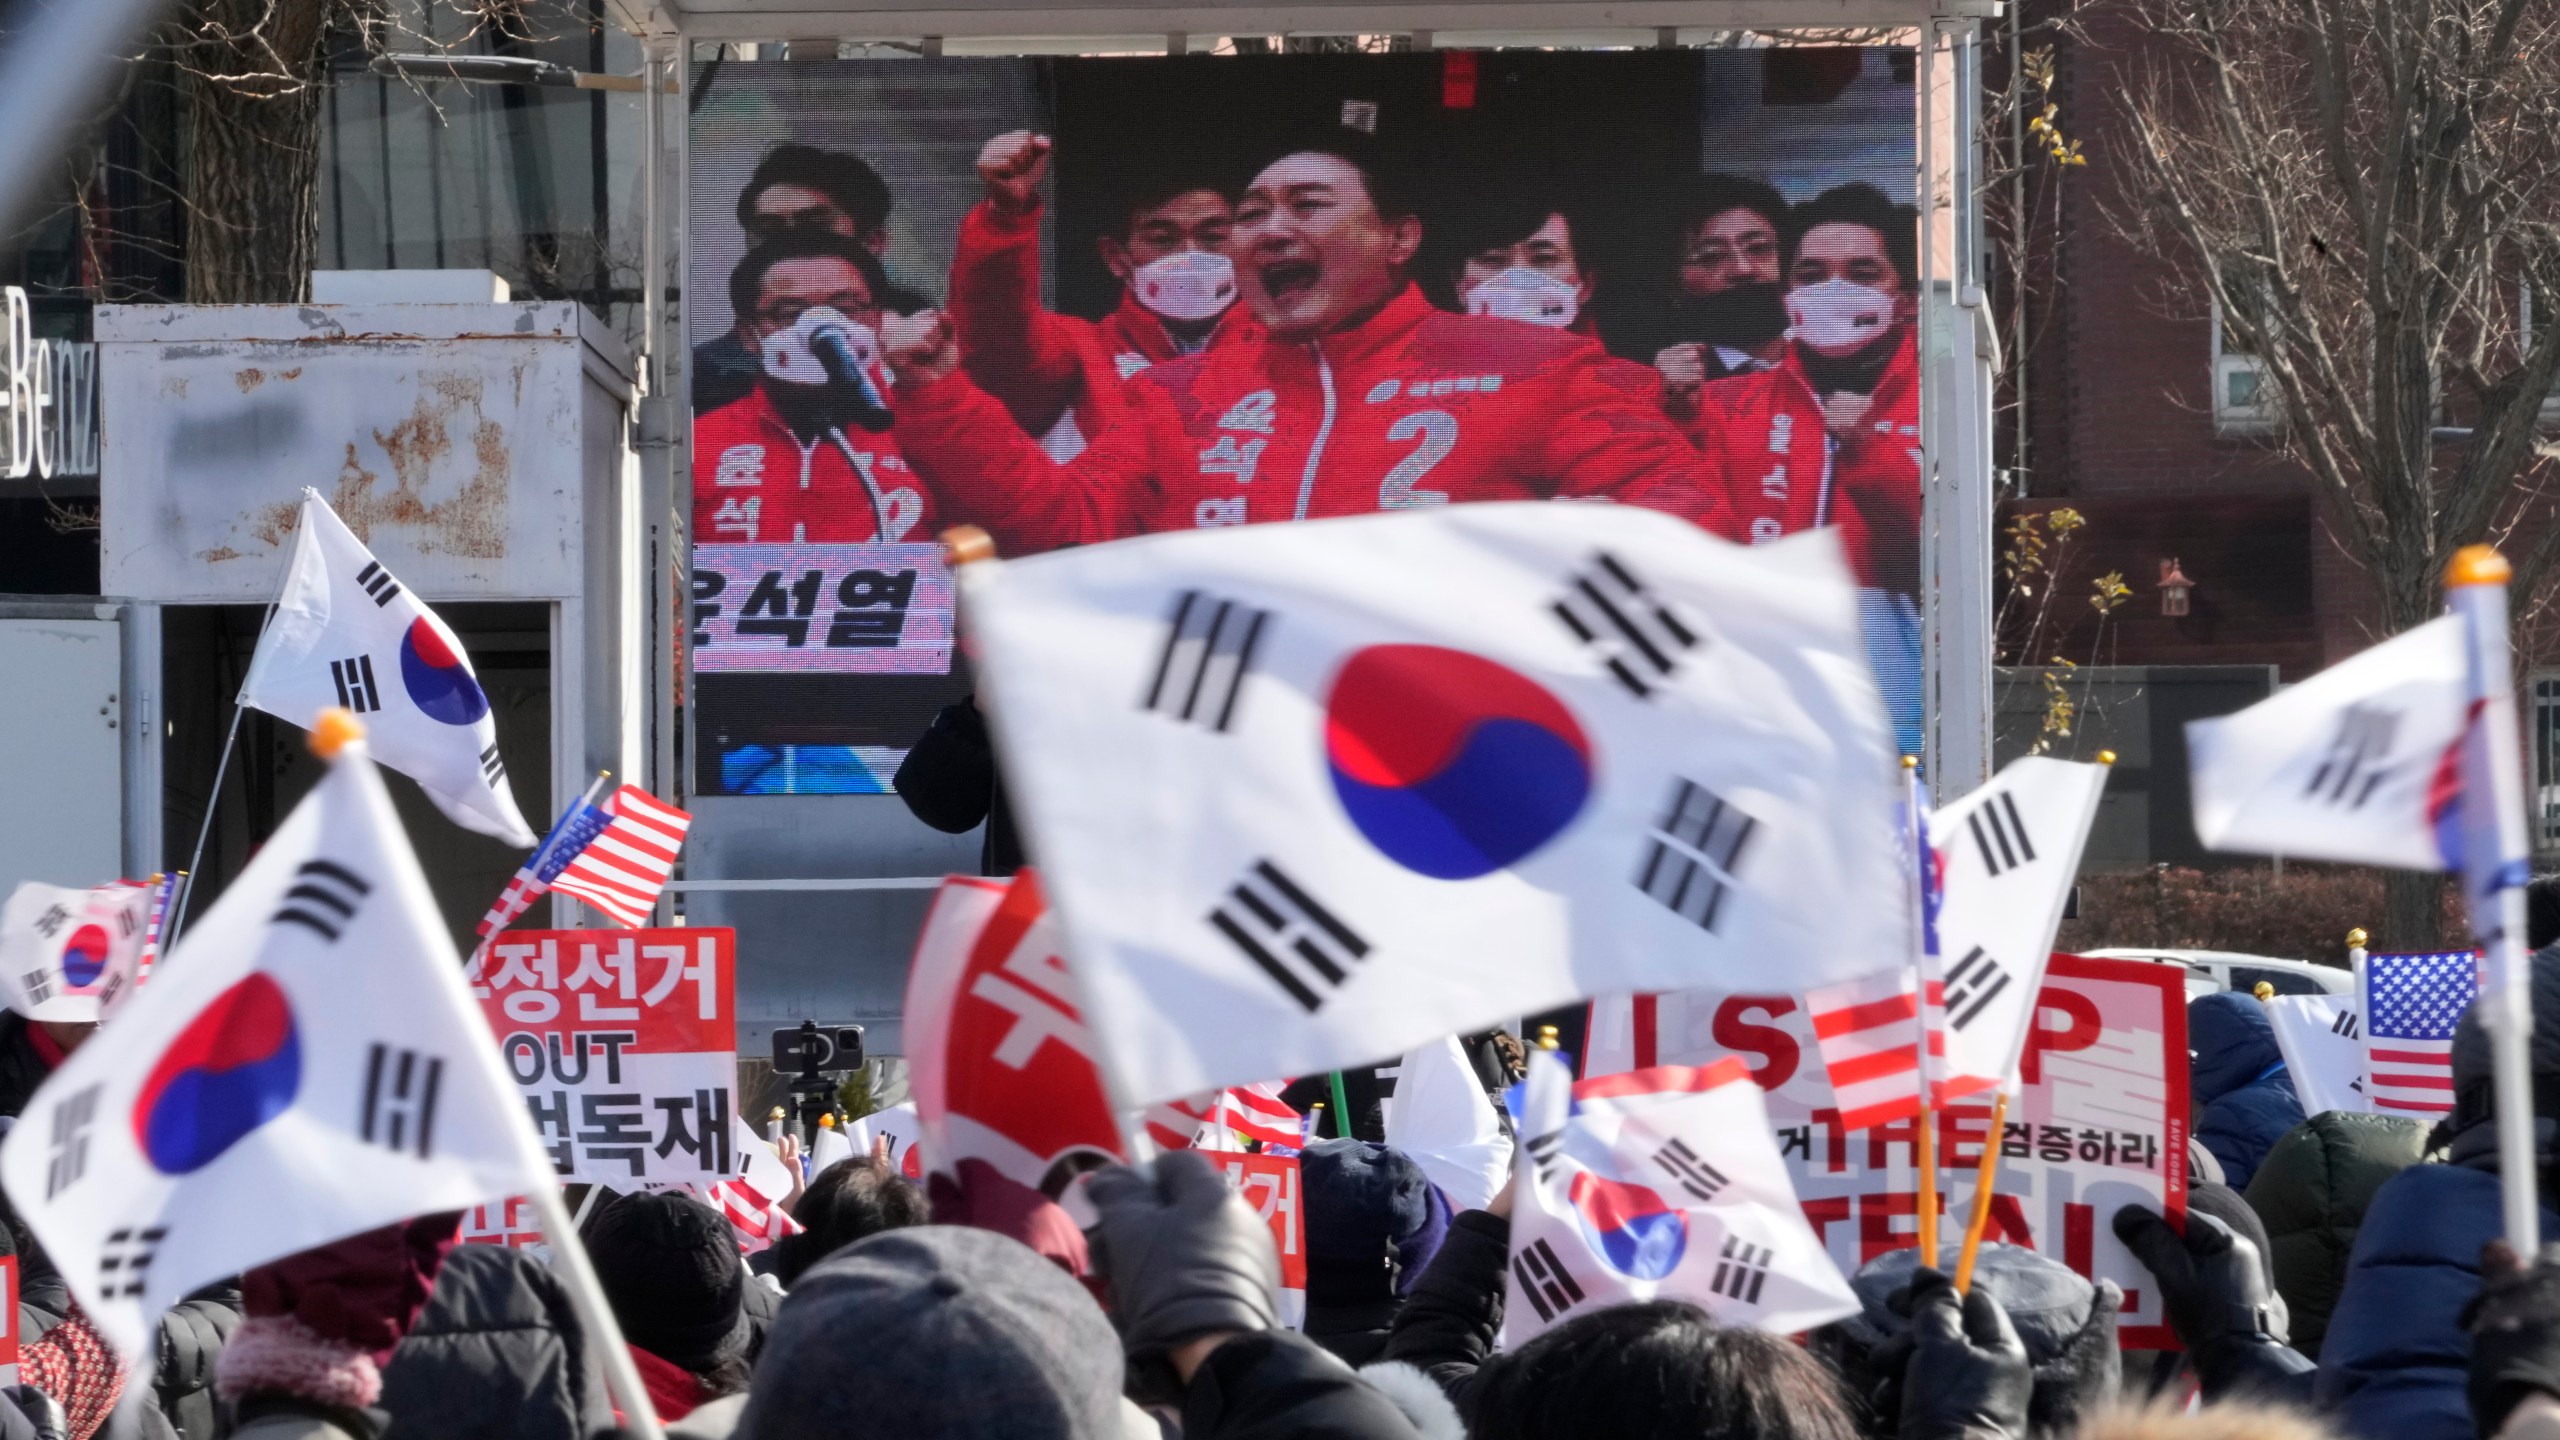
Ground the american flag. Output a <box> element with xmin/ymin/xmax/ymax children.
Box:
<box><xmin>135</xmin><ymin>873</ymin><xmax>174</xmax><ymax>987</ymax></box>
<box><xmin>1805</xmin><ymin>969</ymin><xmax>1949</xmax><ymax>1130</ymax></box>
<box><xmin>708</xmin><ymin>1175</ymin><xmax>804</xmax><ymax>1253</ymax></box>
<box><xmin>1801</xmin><ymin>776</ymin><xmax>1964</xmax><ymax>1131</ymax></box>
<box><xmin>1143</xmin><ymin>1082</ymin><xmax>1304</xmax><ymax>1152</ymax></box>
<box><xmin>475</xmin><ymin>781</ymin><xmax>691</xmax><ymax>942</ymax></box>
<box><xmin>1218</xmin><ymin>1082</ymin><xmax>1305</xmax><ymax>1148</ymax></box>
<box><xmin>2362</xmin><ymin>950</ymin><xmax>2478</xmax><ymax>1116</ymax></box>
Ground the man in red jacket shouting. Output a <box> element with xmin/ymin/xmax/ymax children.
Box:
<box><xmin>886</xmin><ymin>134</ymin><xmax>1729</xmax><ymax>553</ymax></box>
<box><xmin>950</xmin><ymin>130</ymin><xmax>1259</xmax><ymax>458</ymax></box>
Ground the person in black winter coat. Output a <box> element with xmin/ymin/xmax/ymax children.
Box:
<box><xmin>1299</xmin><ymin>1141</ymin><xmax>1446</xmax><ymax>1366</ymax></box>
<box><xmin>893</xmin><ymin>695</ymin><xmax>1021</xmax><ymax>876</ymax></box>
<box><xmin>377</xmin><ymin>1243</ymin><xmax>615</xmax><ymax>1440</ymax></box>
<box><xmin>2316</xmin><ymin>942</ymin><xmax>2560</xmax><ymax>1440</ymax></box>
<box><xmin>2189</xmin><ymin>991</ymin><xmax>2305</xmax><ymax>1191</ymax></box>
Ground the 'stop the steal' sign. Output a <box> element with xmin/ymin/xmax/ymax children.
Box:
<box><xmin>1649</xmin><ymin>954</ymin><xmax>2189</xmax><ymax>1347</ymax></box>
<box><xmin>691</xmin><ymin>543</ymin><xmax>954</xmax><ymax>675</ymax></box>
<box><xmin>471</xmin><ymin>927</ymin><xmax>737</xmax><ymax>1185</ymax></box>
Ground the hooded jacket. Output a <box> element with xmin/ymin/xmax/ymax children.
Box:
<box><xmin>375</xmin><ymin>1243</ymin><xmax>614</xmax><ymax>1440</ymax></box>
<box><xmin>2189</xmin><ymin>992</ymin><xmax>2306</xmax><ymax>1191</ymax></box>
<box><xmin>2241</xmin><ymin>1111</ymin><xmax>2427</xmax><ymax>1358</ymax></box>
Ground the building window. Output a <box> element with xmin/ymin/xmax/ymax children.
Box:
<box><xmin>2210</xmin><ymin>291</ymin><xmax>2277</xmax><ymax>437</ymax></box>
<box><xmin>2533</xmin><ymin>673</ymin><xmax>2560</xmax><ymax>854</ymax></box>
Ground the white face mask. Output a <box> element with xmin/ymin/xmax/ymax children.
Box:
<box><xmin>1785</xmin><ymin>279</ymin><xmax>1898</xmax><ymax>357</ymax></box>
<box><xmin>1132</xmin><ymin>251</ymin><xmax>1238</xmax><ymax>323</ymax></box>
<box><xmin>760</xmin><ymin>306</ymin><xmax>885</xmax><ymax>389</ymax></box>
<box><xmin>1466</xmin><ymin>267</ymin><xmax>1580</xmax><ymax>329</ymax></box>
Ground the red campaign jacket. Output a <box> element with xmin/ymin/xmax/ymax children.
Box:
<box><xmin>897</xmin><ymin>284</ymin><xmax>1736</xmax><ymax>553</ymax></box>
<box><xmin>1684</xmin><ymin>334</ymin><xmax>1921</xmax><ymax>595</ymax></box>
<box><xmin>691</xmin><ymin>382</ymin><xmax>935</xmax><ymax>544</ymax></box>
<box><xmin>947</xmin><ymin>199</ymin><xmax>1259</xmax><ymax>444</ymax></box>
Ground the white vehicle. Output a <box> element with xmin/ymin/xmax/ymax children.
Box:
<box><xmin>2080</xmin><ymin>948</ymin><xmax>2355</xmax><ymax>1001</ymax></box>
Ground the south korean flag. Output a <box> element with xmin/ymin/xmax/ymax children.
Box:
<box><xmin>1502</xmin><ymin>1050</ymin><xmax>1855</xmax><ymax>1342</ymax></box>
<box><xmin>237</xmin><ymin>491</ymin><xmax>536</xmax><ymax>846</ymax></box>
<box><xmin>1930</xmin><ymin>756</ymin><xmax>2110</xmax><ymax>1096</ymax></box>
<box><xmin>0</xmin><ymin>880</ymin><xmax>153</xmax><ymax>1023</ymax></box>
<box><xmin>2187</xmin><ymin>614</ymin><xmax>2466</xmax><ymax>871</ymax></box>
<box><xmin>958</xmin><ymin>504</ymin><xmax>1908</xmax><ymax>1108</ymax></box>
<box><xmin>0</xmin><ymin>731</ymin><xmax>551</xmax><ymax>1359</ymax></box>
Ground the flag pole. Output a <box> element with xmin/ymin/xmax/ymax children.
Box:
<box><xmin>166</xmin><ymin>563</ymin><xmax>289</xmax><ymax>954</ymax></box>
<box><xmin>1952</xmin><ymin>1090</ymin><xmax>2006</xmax><ymax>1292</ymax></box>
<box><xmin>1329</xmin><ymin>1072</ymin><xmax>1354</xmax><ymax>1139</ymax></box>
<box><xmin>1903</xmin><ymin>757</ymin><xmax>1941</xmax><ymax>1268</ymax></box>
<box><xmin>2447</xmin><ymin>546</ymin><xmax>2539</xmax><ymax>1253</ymax></box>
<box><xmin>302</xmin><ymin>708</ymin><xmax>666</xmax><ymax>1440</ymax></box>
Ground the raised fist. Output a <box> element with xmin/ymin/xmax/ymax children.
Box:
<box><xmin>882</xmin><ymin>309</ymin><xmax>959</xmax><ymax>384</ymax></box>
<box><xmin>1655</xmin><ymin>343</ymin><xmax>1707</xmax><ymax>418</ymax></box>
<box><xmin>977</xmin><ymin>130</ymin><xmax>1053</xmax><ymax>216</ymax></box>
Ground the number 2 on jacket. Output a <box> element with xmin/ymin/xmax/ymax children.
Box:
<box><xmin>1380</xmin><ymin>410</ymin><xmax>1456</xmax><ymax>509</ymax></box>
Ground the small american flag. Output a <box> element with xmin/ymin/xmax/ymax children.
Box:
<box><xmin>708</xmin><ymin>1175</ymin><xmax>804</xmax><ymax>1254</ymax></box>
<box><xmin>2362</xmin><ymin>950</ymin><xmax>2479</xmax><ymax>1116</ymax></box>
<box><xmin>1804</xmin><ymin>969</ymin><xmax>1949</xmax><ymax>1130</ymax></box>
<box><xmin>1143</xmin><ymin>1082</ymin><xmax>1304</xmax><ymax>1152</ymax></box>
<box><xmin>1217</xmin><ymin>1082</ymin><xmax>1304</xmax><ymax>1148</ymax></box>
<box><xmin>475</xmin><ymin>780</ymin><xmax>691</xmax><ymax>942</ymax></box>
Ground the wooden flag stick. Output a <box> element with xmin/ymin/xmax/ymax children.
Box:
<box><xmin>1953</xmin><ymin>1091</ymin><xmax>2009</xmax><ymax>1293</ymax></box>
<box><xmin>1916</xmin><ymin>1101</ymin><xmax>1939</xmax><ymax>1267</ymax></box>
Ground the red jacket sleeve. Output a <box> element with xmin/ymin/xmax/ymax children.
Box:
<box><xmin>893</xmin><ymin>366</ymin><xmax>1157</xmax><ymax>552</ymax></box>
<box><xmin>948</xmin><ymin>200</ymin><xmax>1087</xmax><ymax>438</ymax></box>
<box><xmin>1535</xmin><ymin>355</ymin><xmax>1744</xmax><ymax>541</ymax></box>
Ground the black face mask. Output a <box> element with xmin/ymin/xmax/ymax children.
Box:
<box><xmin>766</xmin><ymin>374</ymin><xmax>892</xmax><ymax>437</ymax></box>
<box><xmin>1673</xmin><ymin>281</ymin><xmax>1790</xmax><ymax>351</ymax></box>
<box><xmin>1798</xmin><ymin>326</ymin><xmax>1904</xmax><ymax>398</ymax></box>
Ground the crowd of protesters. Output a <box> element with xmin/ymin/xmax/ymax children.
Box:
<box><xmin>10</xmin><ymin>901</ymin><xmax>2560</xmax><ymax>1440</ymax></box>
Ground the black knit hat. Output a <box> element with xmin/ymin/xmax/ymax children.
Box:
<box><xmin>583</xmin><ymin>1190</ymin><xmax>749</xmax><ymax>1369</ymax></box>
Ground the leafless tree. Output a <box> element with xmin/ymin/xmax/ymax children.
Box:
<box><xmin>145</xmin><ymin>1</ymin><xmax>549</xmax><ymax>303</ymax></box>
<box><xmin>2106</xmin><ymin>0</ymin><xmax>2560</xmax><ymax>944</ymax></box>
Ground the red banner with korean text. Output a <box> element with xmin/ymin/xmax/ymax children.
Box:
<box><xmin>469</xmin><ymin>928</ymin><xmax>739</xmax><ymax>1187</ymax></box>
<box><xmin>1650</xmin><ymin>955</ymin><xmax>2189</xmax><ymax>1348</ymax></box>
<box><xmin>1215</xmin><ymin>1152</ymin><xmax>1308</xmax><ymax>1329</ymax></box>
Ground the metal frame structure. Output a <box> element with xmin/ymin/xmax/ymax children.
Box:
<box><xmin>599</xmin><ymin>0</ymin><xmax>2002</xmax><ymax>912</ymax></box>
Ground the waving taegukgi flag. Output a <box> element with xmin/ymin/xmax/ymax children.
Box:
<box><xmin>1502</xmin><ymin>1051</ymin><xmax>1854</xmax><ymax>1342</ymax></box>
<box><xmin>2264</xmin><ymin>992</ymin><xmax>2372</xmax><ymax>1117</ymax></box>
<box><xmin>1929</xmin><ymin>757</ymin><xmax>2110</xmax><ymax>1095</ymax></box>
<box><xmin>238</xmin><ymin>491</ymin><xmax>536</xmax><ymax>846</ymax></box>
<box><xmin>0</xmin><ymin>735</ymin><xmax>552</xmax><ymax>1359</ymax></box>
<box><xmin>957</xmin><ymin>505</ymin><xmax>1909</xmax><ymax>1108</ymax></box>
<box><xmin>906</xmin><ymin>869</ymin><xmax>1129</xmax><ymax>1199</ymax></box>
<box><xmin>2187</xmin><ymin>614</ymin><xmax>2467</xmax><ymax>870</ymax></box>
<box><xmin>0</xmin><ymin>880</ymin><xmax>155</xmax><ymax>1023</ymax></box>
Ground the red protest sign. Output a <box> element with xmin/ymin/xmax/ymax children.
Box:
<box><xmin>470</xmin><ymin>928</ymin><xmax>739</xmax><ymax>1186</ymax></box>
<box><xmin>1651</xmin><ymin>954</ymin><xmax>2190</xmax><ymax>1348</ymax></box>
<box><xmin>1216</xmin><ymin>1152</ymin><xmax>1308</xmax><ymax>1327</ymax></box>
<box><xmin>0</xmin><ymin>1255</ymin><xmax>18</xmax><ymax>1384</ymax></box>
<box><xmin>907</xmin><ymin>873</ymin><xmax>1126</xmax><ymax>1194</ymax></box>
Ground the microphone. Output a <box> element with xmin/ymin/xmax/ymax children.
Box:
<box><xmin>810</xmin><ymin>322</ymin><xmax>890</xmax><ymax>416</ymax></box>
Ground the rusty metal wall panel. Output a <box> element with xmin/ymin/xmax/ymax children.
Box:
<box><xmin>98</xmin><ymin>303</ymin><xmax>634</xmax><ymax>603</ymax></box>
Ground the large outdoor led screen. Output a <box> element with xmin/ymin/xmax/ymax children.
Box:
<box><xmin>688</xmin><ymin>48</ymin><xmax>1920</xmax><ymax>796</ymax></box>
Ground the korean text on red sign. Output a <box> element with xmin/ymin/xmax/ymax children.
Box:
<box><xmin>471</xmin><ymin>928</ymin><xmax>737</xmax><ymax>1185</ymax></box>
